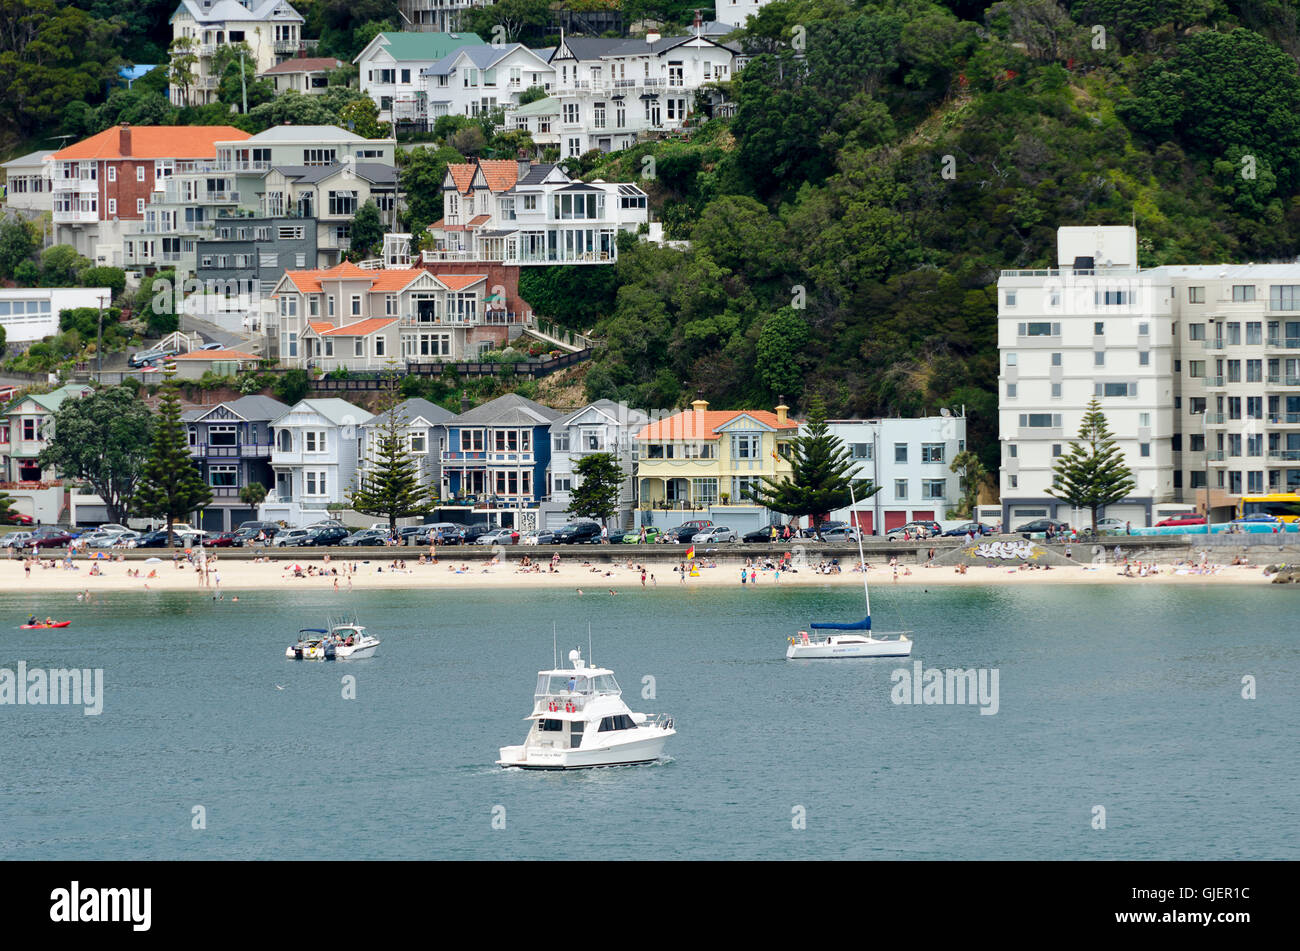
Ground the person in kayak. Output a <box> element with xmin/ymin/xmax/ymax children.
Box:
<box><xmin>27</xmin><ymin>614</ymin><xmax>36</xmax><ymax>625</ymax></box>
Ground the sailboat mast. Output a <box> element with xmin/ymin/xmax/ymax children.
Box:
<box><xmin>850</xmin><ymin>483</ymin><xmax>871</xmax><ymax>618</ymax></box>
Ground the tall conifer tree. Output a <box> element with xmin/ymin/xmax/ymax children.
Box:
<box><xmin>135</xmin><ymin>380</ymin><xmax>212</xmax><ymax>545</ymax></box>
<box><xmin>1046</xmin><ymin>399</ymin><xmax>1136</xmax><ymax>530</ymax></box>
<box><xmin>350</xmin><ymin>394</ymin><xmax>432</xmax><ymax>538</ymax></box>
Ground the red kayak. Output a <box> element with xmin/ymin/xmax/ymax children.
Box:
<box><xmin>21</xmin><ymin>621</ymin><xmax>70</xmax><ymax>629</ymax></box>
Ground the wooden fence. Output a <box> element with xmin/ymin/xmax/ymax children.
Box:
<box><xmin>307</xmin><ymin>350</ymin><xmax>591</xmax><ymax>391</ymax></box>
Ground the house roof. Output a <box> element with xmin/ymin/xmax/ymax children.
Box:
<box><xmin>551</xmin><ymin>399</ymin><xmax>646</xmax><ymax>432</ymax></box>
<box><xmin>260</xmin><ymin>57</ymin><xmax>342</xmax><ymax>75</ymax></box>
<box><xmin>283</xmin><ymin>261</ymin><xmax>375</xmax><ymax>293</ymax></box>
<box><xmin>514</xmin><ymin>162</ymin><xmax>561</xmax><ymax>186</ymax></box>
<box><xmin>422</xmin><ymin>43</ymin><xmax>532</xmax><ymax>76</ymax></box>
<box><xmin>173</xmin><ymin>348</ymin><xmax>259</xmax><ymax>360</ymax></box>
<box><xmin>368</xmin><ymin>398</ymin><xmax>455</xmax><ymax>428</ymax></box>
<box><xmin>274</xmin><ymin>398</ymin><xmax>372</xmax><ymax>428</ymax></box>
<box><xmin>172</xmin><ymin>0</ymin><xmax>303</xmax><ymax>25</ymax></box>
<box><xmin>553</xmin><ymin>37</ymin><xmax>627</xmax><ymax>62</ymax></box>
<box><xmin>240</xmin><ymin>124</ymin><xmax>376</xmax><ymax>144</ymax></box>
<box><xmin>1</xmin><ymin>149</ymin><xmax>54</xmax><ymax>170</ymax></box>
<box><xmin>512</xmin><ymin>96</ymin><xmax>559</xmax><ymax>118</ymax></box>
<box><xmin>361</xmin><ymin>31</ymin><xmax>486</xmax><ymax>64</ymax></box>
<box><xmin>636</xmin><ymin>408</ymin><xmax>799</xmax><ymax>441</ymax></box>
<box><xmin>450</xmin><ymin>392</ymin><xmax>563</xmax><ymax>427</ymax></box>
<box><xmin>183</xmin><ymin>395</ymin><xmax>290</xmax><ymax>423</ymax></box>
<box><xmin>434</xmin><ymin>273</ymin><xmax>487</xmax><ymax>291</ymax></box>
<box><xmin>446</xmin><ymin>159</ymin><xmax>519</xmax><ymax>195</ymax></box>
<box><xmin>319</xmin><ymin>318</ymin><xmax>397</xmax><ymax>337</ymax></box>
<box><xmin>467</xmin><ymin>214</ymin><xmax>490</xmax><ymax>226</ymax></box>
<box><xmin>51</xmin><ymin>125</ymin><xmax>250</xmax><ymax>161</ymax></box>
<box><xmin>446</xmin><ymin>164</ymin><xmax>475</xmax><ymax>194</ymax></box>
<box><xmin>19</xmin><ymin>383</ymin><xmax>92</xmax><ymax>414</ymax></box>
<box><xmin>270</xmin><ymin>163</ymin><xmax>396</xmax><ymax>186</ymax></box>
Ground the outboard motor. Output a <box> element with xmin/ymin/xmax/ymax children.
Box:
<box><xmin>324</xmin><ymin>641</ymin><xmax>336</xmax><ymax>660</ymax></box>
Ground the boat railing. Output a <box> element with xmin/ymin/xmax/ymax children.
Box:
<box><xmin>535</xmin><ymin>694</ymin><xmax>589</xmax><ymax>713</ymax></box>
<box><xmin>643</xmin><ymin>713</ymin><xmax>674</xmax><ymax>731</ymax></box>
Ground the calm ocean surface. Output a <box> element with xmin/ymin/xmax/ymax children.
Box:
<box><xmin>1</xmin><ymin>581</ymin><xmax>1296</xmax><ymax>860</ymax></box>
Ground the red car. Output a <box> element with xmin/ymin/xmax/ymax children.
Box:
<box><xmin>1155</xmin><ymin>513</ymin><xmax>1206</xmax><ymax>527</ymax></box>
<box><xmin>202</xmin><ymin>532</ymin><xmax>237</xmax><ymax>547</ymax></box>
<box><xmin>27</xmin><ymin>531</ymin><xmax>75</xmax><ymax>549</ymax></box>
<box><xmin>3</xmin><ymin>513</ymin><xmax>34</xmax><ymax>525</ymax></box>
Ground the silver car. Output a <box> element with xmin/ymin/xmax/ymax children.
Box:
<box><xmin>1</xmin><ymin>532</ymin><xmax>33</xmax><ymax>549</ymax></box>
<box><xmin>692</xmin><ymin>526</ymin><xmax>738</xmax><ymax>544</ymax></box>
<box><xmin>273</xmin><ymin>529</ymin><xmax>311</xmax><ymax>547</ymax></box>
<box><xmin>87</xmin><ymin>530</ymin><xmax>138</xmax><ymax>548</ymax></box>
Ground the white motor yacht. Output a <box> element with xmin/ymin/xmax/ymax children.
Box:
<box><xmin>286</xmin><ymin>618</ymin><xmax>380</xmax><ymax>661</ymax></box>
<box><xmin>497</xmin><ymin>648</ymin><xmax>675</xmax><ymax>769</ymax></box>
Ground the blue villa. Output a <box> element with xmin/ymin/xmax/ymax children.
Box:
<box><xmin>439</xmin><ymin>393</ymin><xmax>562</xmax><ymax>528</ymax></box>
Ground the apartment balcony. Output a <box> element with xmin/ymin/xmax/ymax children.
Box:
<box><xmin>200</xmin><ymin>190</ymin><xmax>240</xmax><ymax>204</ymax></box>
<box><xmin>273</xmin><ymin>40</ymin><xmax>300</xmax><ymax>54</ymax></box>
<box><xmin>1205</xmin><ymin>450</ymin><xmax>1226</xmax><ymax>463</ymax></box>
<box><xmin>1268</xmin><ymin>413</ymin><xmax>1300</xmax><ymax>426</ymax></box>
<box><xmin>197</xmin><ymin>44</ymin><xmax>216</xmax><ymax>56</ymax></box>
<box><xmin>53</xmin><ymin>208</ymin><xmax>100</xmax><ymax>224</ymax></box>
<box><xmin>195</xmin><ymin>76</ymin><xmax>220</xmax><ymax>91</ymax></box>
<box><xmin>441</xmin><ymin>450</ymin><xmax>536</xmax><ymax>466</ymax></box>
<box><xmin>506</xmin><ymin>249</ymin><xmax>616</xmax><ymax>266</ymax></box>
<box><xmin>52</xmin><ymin>178</ymin><xmax>97</xmax><ymax>193</ymax></box>
<box><xmin>1265</xmin><ymin>374</ymin><xmax>1300</xmax><ymax>387</ymax></box>
<box><xmin>399</xmin><ymin>315</ymin><xmax>481</xmax><ymax>329</ymax></box>
<box><xmin>1203</xmin><ymin>375</ymin><xmax>1226</xmax><ymax>389</ymax></box>
<box><xmin>1268</xmin><ymin>450</ymin><xmax>1300</xmax><ymax>461</ymax></box>
<box><xmin>1202</xmin><ymin>338</ymin><xmax>1225</xmax><ymax>351</ymax></box>
<box><xmin>1266</xmin><ymin>336</ymin><xmax>1300</xmax><ymax>350</ymax></box>
<box><xmin>420</xmin><ymin>249</ymin><xmax>488</xmax><ymax>263</ymax></box>
<box><xmin>215</xmin><ymin>160</ymin><xmax>271</xmax><ymax>173</ymax></box>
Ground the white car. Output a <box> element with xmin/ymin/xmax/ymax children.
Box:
<box><xmin>692</xmin><ymin>526</ymin><xmax>738</xmax><ymax>544</ymax></box>
<box><xmin>1</xmin><ymin>532</ymin><xmax>33</xmax><ymax>549</ymax></box>
<box><xmin>273</xmin><ymin>529</ymin><xmax>311</xmax><ymax>547</ymax></box>
<box><xmin>88</xmin><ymin>530</ymin><xmax>138</xmax><ymax>548</ymax></box>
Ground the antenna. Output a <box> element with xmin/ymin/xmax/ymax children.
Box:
<box><xmin>588</xmin><ymin>622</ymin><xmax>592</xmax><ymax>667</ymax></box>
<box><xmin>850</xmin><ymin>482</ymin><xmax>871</xmax><ymax>619</ymax></box>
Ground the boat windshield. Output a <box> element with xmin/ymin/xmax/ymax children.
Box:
<box><xmin>534</xmin><ymin>672</ymin><xmax>621</xmax><ymax>697</ymax></box>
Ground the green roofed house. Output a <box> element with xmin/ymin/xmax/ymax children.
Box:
<box><xmin>1</xmin><ymin>383</ymin><xmax>94</xmax><ymax>483</ymax></box>
<box><xmin>355</xmin><ymin>31</ymin><xmax>488</xmax><ymax>124</ymax></box>
<box><xmin>508</xmin><ymin>96</ymin><xmax>560</xmax><ymax>151</ymax></box>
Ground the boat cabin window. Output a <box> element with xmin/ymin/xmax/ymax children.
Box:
<box><xmin>598</xmin><ymin>714</ymin><xmax>636</xmax><ymax>732</ymax></box>
<box><xmin>570</xmin><ymin>721</ymin><xmax>584</xmax><ymax>748</ymax></box>
<box><xmin>540</xmin><ymin>719</ymin><xmax>563</xmax><ymax>732</ymax></box>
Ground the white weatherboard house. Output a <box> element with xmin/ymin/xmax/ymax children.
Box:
<box><xmin>2</xmin><ymin>149</ymin><xmax>55</xmax><ymax>215</ymax></box>
<box><xmin>168</xmin><ymin>0</ymin><xmax>306</xmax><ymax>106</ymax></box>
<box><xmin>420</xmin><ymin>44</ymin><xmax>554</xmax><ymax>120</ymax></box>
<box><xmin>357</xmin><ymin>397</ymin><xmax>456</xmax><ymax>494</ymax></box>
<box><xmin>260</xmin><ymin>398</ymin><xmax>372</xmax><ymax>526</ymax></box>
<box><xmin>824</xmin><ymin>416</ymin><xmax>969</xmax><ymax>535</ymax></box>
<box><xmin>0</xmin><ymin>287</ymin><xmax>113</xmax><ymax>348</ymax></box>
<box><xmin>541</xmin><ymin>400</ymin><xmax>649</xmax><ymax>531</ymax></box>
<box><xmin>354</xmin><ymin>31</ymin><xmax>488</xmax><ymax>123</ymax></box>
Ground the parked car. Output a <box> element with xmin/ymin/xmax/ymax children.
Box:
<box><xmin>87</xmin><ymin>530</ymin><xmax>137</xmax><ymax>548</ymax></box>
<box><xmin>202</xmin><ymin>532</ymin><xmax>238</xmax><ymax>547</ymax></box>
<box><xmin>460</xmin><ymin>524</ymin><xmax>497</xmax><ymax>545</ymax></box>
<box><xmin>621</xmin><ymin>527</ymin><xmax>661</xmax><ymax>544</ymax></box>
<box><xmin>553</xmin><ymin>521</ymin><xmax>602</xmax><ymax>544</ymax></box>
<box><xmin>129</xmin><ymin>348</ymin><xmax>166</xmax><ymax>368</ymax></box>
<box><xmin>296</xmin><ymin>526</ymin><xmax>350</xmax><ymax>546</ymax></box>
<box><xmin>415</xmin><ymin>523</ymin><xmax>465</xmax><ymax>545</ymax></box>
<box><xmin>132</xmin><ymin>529</ymin><xmax>190</xmax><ymax>548</ymax></box>
<box><xmin>1154</xmin><ymin>513</ymin><xmax>1206</xmax><ymax>527</ymax></box>
<box><xmin>1</xmin><ymin>532</ymin><xmax>34</xmax><ymax>549</ymax></box>
<box><xmin>1017</xmin><ymin>518</ymin><xmax>1070</xmax><ymax>537</ymax></box>
<box><xmin>886</xmin><ymin>520</ymin><xmax>942</xmax><ymax>541</ymax></box>
<box><xmin>941</xmin><ymin>521</ymin><xmax>994</xmax><ymax>537</ymax></box>
<box><xmin>662</xmin><ymin>521</ymin><xmax>713</xmax><ymax>544</ymax></box>
<box><xmin>341</xmin><ymin>529</ymin><xmax>389</xmax><ymax>547</ymax></box>
<box><xmin>1231</xmin><ymin>513</ymin><xmax>1280</xmax><ymax>524</ymax></box>
<box><xmin>232</xmin><ymin>523</ymin><xmax>280</xmax><ymax>546</ymax></box>
<box><xmin>820</xmin><ymin>525</ymin><xmax>861</xmax><ymax>543</ymax></box>
<box><xmin>272</xmin><ymin>529</ymin><xmax>312</xmax><ymax>547</ymax></box>
<box><xmin>692</xmin><ymin>525</ymin><xmax>738</xmax><ymax>544</ymax></box>
<box><xmin>522</xmin><ymin>529</ymin><xmax>557</xmax><ymax>545</ymax></box>
<box><xmin>199</xmin><ymin>341</ymin><xmax>224</xmax><ymax>351</ymax></box>
<box><xmin>3</xmin><ymin>512</ymin><xmax>34</xmax><ymax>525</ymax></box>
<box><xmin>1092</xmin><ymin>517</ymin><xmax>1128</xmax><ymax>535</ymax></box>
<box><xmin>476</xmin><ymin>527</ymin><xmax>519</xmax><ymax>545</ymax></box>
<box><xmin>742</xmin><ymin>524</ymin><xmax>785</xmax><ymax>543</ymax></box>
<box><xmin>25</xmin><ymin>529</ymin><xmax>75</xmax><ymax>549</ymax></box>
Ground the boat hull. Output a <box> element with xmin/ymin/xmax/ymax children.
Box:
<box><xmin>497</xmin><ymin>729</ymin><xmax>673</xmax><ymax>770</ymax></box>
<box><xmin>786</xmin><ymin>638</ymin><xmax>913</xmax><ymax>659</ymax></box>
<box><xmin>22</xmin><ymin>622</ymin><xmax>70</xmax><ymax>629</ymax></box>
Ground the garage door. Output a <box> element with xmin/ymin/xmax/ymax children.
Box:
<box><xmin>884</xmin><ymin>510</ymin><xmax>907</xmax><ymax>531</ymax></box>
<box><xmin>545</xmin><ymin>511</ymin><xmax>569</xmax><ymax>530</ymax></box>
<box><xmin>851</xmin><ymin>511</ymin><xmax>873</xmax><ymax>535</ymax></box>
<box><xmin>911</xmin><ymin>510</ymin><xmax>935</xmax><ymax>522</ymax></box>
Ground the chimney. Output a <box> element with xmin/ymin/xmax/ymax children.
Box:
<box><xmin>693</xmin><ymin>9</ymin><xmax>702</xmax><ymax>29</ymax></box>
<box><xmin>646</xmin><ymin>30</ymin><xmax>661</xmax><ymax>44</ymax></box>
<box><xmin>775</xmin><ymin>400</ymin><xmax>788</xmax><ymax>425</ymax></box>
<box><xmin>517</xmin><ymin>148</ymin><xmax>530</xmax><ymax>180</ymax></box>
<box><xmin>691</xmin><ymin>399</ymin><xmax>708</xmax><ymax>414</ymax></box>
<box><xmin>119</xmin><ymin>124</ymin><xmax>132</xmax><ymax>157</ymax></box>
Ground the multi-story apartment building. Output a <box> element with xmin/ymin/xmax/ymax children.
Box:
<box><xmin>634</xmin><ymin>400</ymin><xmax>800</xmax><ymax>529</ymax></box>
<box><xmin>439</xmin><ymin>393</ymin><xmax>562</xmax><ymax>527</ymax></box>
<box><xmin>545</xmin><ymin>27</ymin><xmax>737</xmax><ymax>157</ymax></box>
<box><xmin>168</xmin><ymin>0</ymin><xmax>306</xmax><ymax>106</ymax></box>
<box><xmin>354</xmin><ymin>31</ymin><xmax>487</xmax><ymax>123</ymax></box>
<box><xmin>258</xmin><ymin>56</ymin><xmax>342</xmax><ymax>94</ymax></box>
<box><xmin>50</xmin><ymin>124</ymin><xmax>250</xmax><ymax>266</ymax></box>
<box><xmin>269</xmin><ymin>261</ymin><xmax>504</xmax><ymax>369</ymax></box>
<box><xmin>427</xmin><ymin>158</ymin><xmax>648</xmax><ymax>265</ymax></box>
<box><xmin>541</xmin><ymin>400</ymin><xmax>648</xmax><ymax>530</ymax></box>
<box><xmin>398</xmin><ymin>0</ymin><xmax>482</xmax><ymax>32</ymax></box>
<box><xmin>260</xmin><ymin>397</ymin><xmax>372</xmax><ymax>526</ymax></box>
<box><xmin>1</xmin><ymin>149</ymin><xmax>54</xmax><ymax>217</ymax></box>
<box><xmin>715</xmin><ymin>0</ymin><xmax>771</xmax><ymax>27</ymax></box>
<box><xmin>0</xmin><ymin>384</ymin><xmax>93</xmax><ymax>483</ymax></box>
<box><xmin>997</xmin><ymin>225</ymin><xmax>1261</xmax><ymax>528</ymax></box>
<box><xmin>183</xmin><ymin>395</ymin><xmax>290</xmax><ymax>531</ymax></box>
<box><xmin>0</xmin><ymin>287</ymin><xmax>114</xmax><ymax>352</ymax></box>
<box><xmin>420</xmin><ymin>44</ymin><xmax>554</xmax><ymax>121</ymax></box>
<box><xmin>357</xmin><ymin>397</ymin><xmax>455</xmax><ymax>494</ymax></box>
<box><xmin>124</xmin><ymin>125</ymin><xmax>398</xmax><ymax>278</ymax></box>
<box><xmin>824</xmin><ymin>416</ymin><xmax>969</xmax><ymax>534</ymax></box>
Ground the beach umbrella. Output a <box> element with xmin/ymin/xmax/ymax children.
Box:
<box><xmin>144</xmin><ymin>557</ymin><xmax>162</xmax><ymax>563</ymax></box>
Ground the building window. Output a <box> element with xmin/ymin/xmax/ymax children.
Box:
<box><xmin>1139</xmin><ymin>351</ymin><xmax>1150</xmax><ymax>366</ymax></box>
<box><xmin>850</xmin><ymin>442</ymin><xmax>872</xmax><ymax>460</ymax></box>
<box><xmin>894</xmin><ymin>443</ymin><xmax>908</xmax><ymax>463</ymax></box>
<box><xmin>208</xmin><ymin>464</ymin><xmax>238</xmax><ymax>487</ymax></box>
<box><xmin>136</xmin><ymin>198</ymin><xmax>144</xmax><ymax>214</ymax></box>
<box><xmin>304</xmin><ymin>431</ymin><xmax>326</xmax><ymax>453</ymax></box>
<box><xmin>1051</xmin><ymin>444</ymin><xmax>1062</xmax><ymax>457</ymax></box>
<box><xmin>1051</xmin><ymin>352</ymin><xmax>1062</xmax><ymax>366</ymax></box>
<box><xmin>1094</xmin><ymin>321</ymin><xmax>1105</xmax><ymax>335</ymax></box>
<box><xmin>921</xmin><ymin>443</ymin><xmax>945</xmax><ymax>464</ymax></box>
<box><xmin>922</xmin><ymin>479</ymin><xmax>946</xmax><ymax>500</ymax></box>
<box><xmin>1094</xmin><ymin>351</ymin><xmax>1105</xmax><ymax>366</ymax></box>
<box><xmin>305</xmin><ymin>470</ymin><xmax>327</xmax><ymax>496</ymax></box>
<box><xmin>1006</xmin><ymin>383</ymin><xmax>1017</xmax><ymax>398</ymax></box>
<box><xmin>894</xmin><ymin>479</ymin><xmax>908</xmax><ymax>500</ymax></box>
<box><xmin>1189</xmin><ymin>287</ymin><xmax>1205</xmax><ymax>303</ymax></box>
<box><xmin>1006</xmin><ymin>352</ymin><xmax>1017</xmax><ymax>367</ymax></box>
<box><xmin>1233</xmin><ymin>285</ymin><xmax>1256</xmax><ymax>302</ymax></box>
<box><xmin>1008</xmin><ymin>475</ymin><xmax>1018</xmax><ymax>489</ymax></box>
<box><xmin>1005</xmin><ymin>290</ymin><xmax>1017</xmax><ymax>307</ymax></box>
<box><xmin>1188</xmin><ymin>323</ymin><xmax>1205</xmax><ymax>341</ymax></box>
<box><xmin>1188</xmin><ymin>360</ymin><xmax>1205</xmax><ymax>378</ymax></box>
<box><xmin>136</xmin><ymin>166</ymin><xmax>145</xmax><ymax>182</ymax></box>
<box><xmin>1050</xmin><ymin>383</ymin><xmax>1062</xmax><ymax>399</ymax></box>
<box><xmin>1140</xmin><ymin>443</ymin><xmax>1150</xmax><ymax>458</ymax></box>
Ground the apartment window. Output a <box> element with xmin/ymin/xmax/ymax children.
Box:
<box><xmin>1189</xmin><ymin>287</ymin><xmax>1205</xmax><ymax>303</ymax></box>
<box><xmin>1188</xmin><ymin>360</ymin><xmax>1205</xmax><ymax>378</ymax></box>
<box><xmin>136</xmin><ymin>199</ymin><xmax>144</xmax><ymax>214</ymax></box>
<box><xmin>690</xmin><ymin>478</ymin><xmax>718</xmax><ymax>506</ymax></box>
<box><xmin>1095</xmin><ymin>291</ymin><xmax>1130</xmax><ymax>306</ymax></box>
<box><xmin>1188</xmin><ymin>323</ymin><xmax>1205</xmax><ymax>341</ymax></box>
<box><xmin>1246</xmin><ymin>321</ymin><xmax>1263</xmax><ymax>345</ymax></box>
<box><xmin>1094</xmin><ymin>322</ymin><xmax>1105</xmax><ymax>335</ymax></box>
<box><xmin>409</xmin><ymin>432</ymin><xmax>427</xmax><ymax>454</ymax></box>
<box><xmin>208</xmin><ymin>464</ymin><xmax>238</xmax><ymax>488</ymax></box>
<box><xmin>1050</xmin><ymin>352</ymin><xmax>1062</xmax><ymax>366</ymax></box>
<box><xmin>1094</xmin><ymin>351</ymin><xmax>1105</xmax><ymax>366</ymax></box>
<box><xmin>304</xmin><ymin>431</ymin><xmax>326</xmax><ymax>453</ymax></box>
<box><xmin>921</xmin><ymin>443</ymin><xmax>945</xmax><ymax>464</ymax></box>
<box><xmin>305</xmin><ymin>471</ymin><xmax>327</xmax><ymax>496</ymax></box>
<box><xmin>350</xmin><ymin>295</ymin><xmax>361</xmax><ymax>316</ymax></box>
<box><xmin>1190</xmin><ymin>471</ymin><xmax>1206</xmax><ymax>488</ymax></box>
<box><xmin>922</xmin><ymin>479</ymin><xmax>946</xmax><ymax>500</ymax></box>
<box><xmin>1233</xmin><ymin>285</ymin><xmax>1256</xmax><ymax>302</ymax></box>
<box><xmin>136</xmin><ymin>166</ymin><xmax>145</xmax><ymax>182</ymax></box>
<box><xmin>894</xmin><ymin>443</ymin><xmax>908</xmax><ymax>463</ymax></box>
<box><xmin>894</xmin><ymin>479</ymin><xmax>908</xmax><ymax>500</ymax></box>
<box><xmin>328</xmin><ymin>191</ymin><xmax>358</xmax><ymax>216</ymax></box>
<box><xmin>1005</xmin><ymin>291</ymin><xmax>1017</xmax><ymax>307</ymax></box>
<box><xmin>1140</xmin><ymin>443</ymin><xmax>1150</xmax><ymax>457</ymax></box>
<box><xmin>1009</xmin><ymin>475</ymin><xmax>1018</xmax><ymax>489</ymax></box>
<box><xmin>107</xmin><ymin>199</ymin><xmax>116</xmax><ymax>215</ymax></box>
<box><xmin>1017</xmin><ymin>321</ymin><xmax>1060</xmax><ymax>336</ymax></box>
<box><xmin>1095</xmin><ymin>382</ymin><xmax>1136</xmax><ymax>397</ymax></box>
<box><xmin>1227</xmin><ymin>323</ymin><xmax>1242</xmax><ymax>346</ymax></box>
<box><xmin>1190</xmin><ymin>434</ymin><xmax>1205</xmax><ymax>452</ymax></box>
<box><xmin>1247</xmin><ymin>396</ymin><xmax>1262</xmax><ymax>419</ymax></box>
<box><xmin>1227</xmin><ymin>360</ymin><xmax>1241</xmax><ymax>383</ymax></box>
<box><xmin>1006</xmin><ymin>383</ymin><xmax>1017</xmax><ymax>398</ymax></box>
<box><xmin>1139</xmin><ymin>351</ymin><xmax>1150</xmax><ymax>366</ymax></box>
<box><xmin>1008</xmin><ymin>444</ymin><xmax>1017</xmax><ymax>458</ymax></box>
<box><xmin>1020</xmin><ymin>414</ymin><xmax>1063</xmax><ymax>428</ymax></box>
<box><xmin>1228</xmin><ymin>434</ymin><xmax>1242</xmax><ymax>457</ymax></box>
<box><xmin>279</xmin><ymin>226</ymin><xmax>304</xmax><ymax>240</ymax></box>
<box><xmin>1138</xmin><ymin>322</ymin><xmax>1150</xmax><ymax>336</ymax></box>
<box><xmin>323</xmin><ymin>339</ymin><xmax>334</xmax><ymax>357</ymax></box>
<box><xmin>354</xmin><ymin>338</ymin><xmax>364</xmax><ymax>357</ymax></box>
<box><xmin>1005</xmin><ymin>352</ymin><xmax>1017</xmax><ymax>367</ymax></box>
<box><xmin>1050</xmin><ymin>383</ymin><xmax>1062</xmax><ymax>398</ymax></box>
<box><xmin>303</xmin><ymin>149</ymin><xmax>336</xmax><ymax>166</ymax></box>
<box><xmin>1247</xmin><ymin>359</ymin><xmax>1262</xmax><ymax>383</ymax></box>
<box><xmin>1051</xmin><ymin>444</ymin><xmax>1062</xmax><ymax>457</ymax></box>
<box><xmin>1229</xmin><ymin>470</ymin><xmax>1242</xmax><ymax>494</ymax></box>
<box><xmin>1247</xmin><ymin>434</ymin><xmax>1263</xmax><ymax>457</ymax></box>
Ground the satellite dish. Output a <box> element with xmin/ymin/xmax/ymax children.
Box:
<box><xmin>940</xmin><ymin>408</ymin><xmax>951</xmax><ymax>417</ymax></box>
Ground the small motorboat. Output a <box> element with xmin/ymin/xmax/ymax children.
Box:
<box><xmin>21</xmin><ymin>620</ymin><xmax>71</xmax><ymax>629</ymax></box>
<box><xmin>285</xmin><ymin>616</ymin><xmax>379</xmax><ymax>661</ymax></box>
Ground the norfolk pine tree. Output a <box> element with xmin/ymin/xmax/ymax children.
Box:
<box><xmin>134</xmin><ymin>380</ymin><xmax>212</xmax><ymax>545</ymax></box>
<box><xmin>349</xmin><ymin>393</ymin><xmax>432</xmax><ymax>538</ymax></box>
<box><xmin>566</xmin><ymin>452</ymin><xmax>623</xmax><ymax>527</ymax></box>
<box><xmin>744</xmin><ymin>394</ymin><xmax>879</xmax><ymax>534</ymax></box>
<box><xmin>1046</xmin><ymin>399</ymin><xmax>1136</xmax><ymax>531</ymax></box>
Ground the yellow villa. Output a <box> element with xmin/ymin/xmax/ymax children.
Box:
<box><xmin>634</xmin><ymin>400</ymin><xmax>800</xmax><ymax>512</ymax></box>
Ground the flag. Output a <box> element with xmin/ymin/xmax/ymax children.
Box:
<box><xmin>685</xmin><ymin>545</ymin><xmax>695</xmax><ymax>560</ymax></box>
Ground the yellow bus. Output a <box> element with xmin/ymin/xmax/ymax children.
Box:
<box><xmin>1238</xmin><ymin>493</ymin><xmax>1300</xmax><ymax>522</ymax></box>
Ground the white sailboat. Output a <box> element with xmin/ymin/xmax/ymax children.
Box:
<box><xmin>786</xmin><ymin>484</ymin><xmax>913</xmax><ymax>659</ymax></box>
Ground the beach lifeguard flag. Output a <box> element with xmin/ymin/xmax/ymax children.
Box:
<box><xmin>685</xmin><ymin>545</ymin><xmax>695</xmax><ymax>560</ymax></box>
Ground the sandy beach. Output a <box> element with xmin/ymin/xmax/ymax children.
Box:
<box><xmin>0</xmin><ymin>551</ymin><xmax>1277</xmax><ymax>596</ymax></box>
